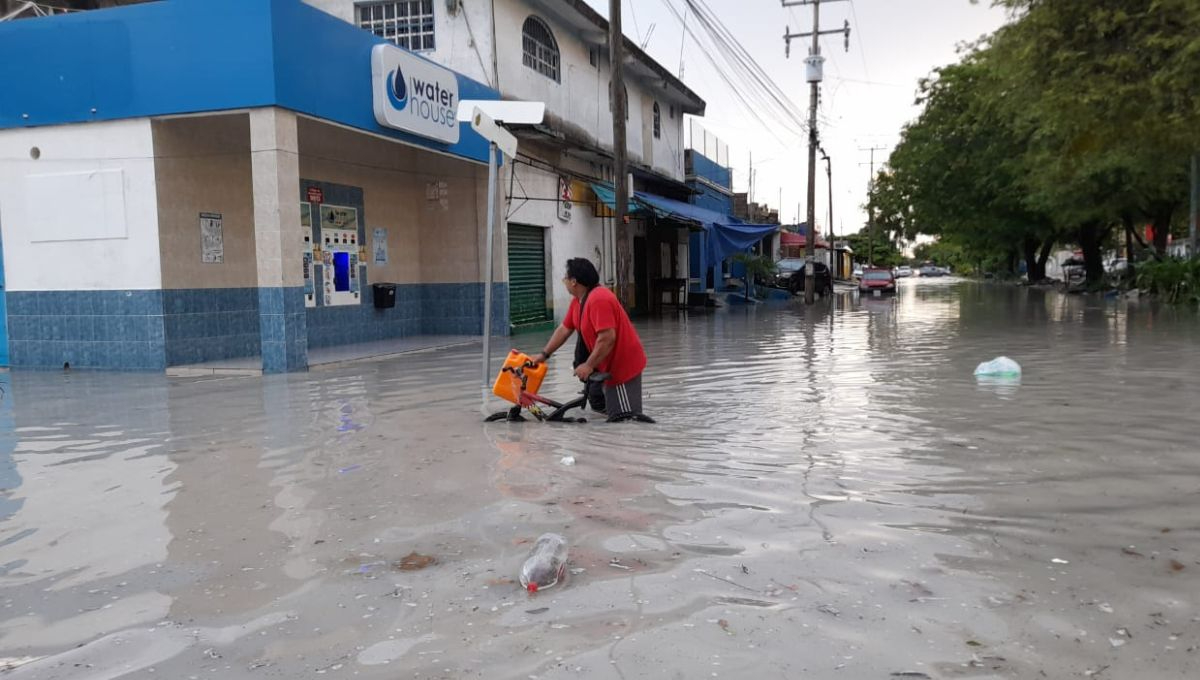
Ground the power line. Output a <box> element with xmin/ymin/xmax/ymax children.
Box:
<box><xmin>848</xmin><ymin>0</ymin><xmax>872</xmax><ymax>81</ymax></box>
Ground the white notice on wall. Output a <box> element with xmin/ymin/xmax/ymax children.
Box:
<box><xmin>372</xmin><ymin>227</ymin><xmax>388</xmax><ymax>265</ymax></box>
<box><xmin>200</xmin><ymin>212</ymin><xmax>224</xmax><ymax>263</ymax></box>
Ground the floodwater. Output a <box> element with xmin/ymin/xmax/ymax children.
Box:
<box><xmin>2</xmin><ymin>279</ymin><xmax>1199</xmax><ymax>679</ymax></box>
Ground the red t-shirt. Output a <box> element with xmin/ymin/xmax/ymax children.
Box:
<box><xmin>564</xmin><ymin>286</ymin><xmax>647</xmax><ymax>386</ymax></box>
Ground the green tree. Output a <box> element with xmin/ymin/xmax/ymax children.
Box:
<box><xmin>845</xmin><ymin>228</ymin><xmax>902</xmax><ymax>268</ymax></box>
<box><xmin>872</xmin><ymin>0</ymin><xmax>1200</xmax><ymax>287</ymax></box>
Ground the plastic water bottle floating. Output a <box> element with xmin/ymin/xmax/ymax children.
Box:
<box><xmin>974</xmin><ymin>356</ymin><xmax>1021</xmax><ymax>378</ymax></box>
<box><xmin>520</xmin><ymin>533</ymin><xmax>569</xmax><ymax>593</ymax></box>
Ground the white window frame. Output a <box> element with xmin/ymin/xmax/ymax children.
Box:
<box><xmin>356</xmin><ymin>0</ymin><xmax>436</xmax><ymax>52</ymax></box>
<box><xmin>521</xmin><ymin>15</ymin><xmax>561</xmax><ymax>83</ymax></box>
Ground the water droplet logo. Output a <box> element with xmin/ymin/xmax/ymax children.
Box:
<box><xmin>386</xmin><ymin>68</ymin><xmax>407</xmax><ymax>111</ymax></box>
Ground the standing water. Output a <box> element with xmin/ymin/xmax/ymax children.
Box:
<box><xmin>0</xmin><ymin>278</ymin><xmax>1198</xmax><ymax>678</ymax></box>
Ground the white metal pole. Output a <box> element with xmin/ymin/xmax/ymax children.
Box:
<box><xmin>482</xmin><ymin>141</ymin><xmax>498</xmax><ymax>386</ymax></box>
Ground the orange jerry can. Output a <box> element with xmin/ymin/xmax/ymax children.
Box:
<box><xmin>492</xmin><ymin>350</ymin><xmax>547</xmax><ymax>403</ymax></box>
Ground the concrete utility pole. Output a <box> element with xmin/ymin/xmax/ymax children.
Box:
<box><xmin>783</xmin><ymin>0</ymin><xmax>849</xmax><ymax>303</ymax></box>
<box><xmin>859</xmin><ymin>145</ymin><xmax>886</xmax><ymax>266</ymax></box>
<box><xmin>820</xmin><ymin>148</ymin><xmax>833</xmax><ymax>277</ymax></box>
<box><xmin>609</xmin><ymin>0</ymin><xmax>630</xmax><ymax>305</ymax></box>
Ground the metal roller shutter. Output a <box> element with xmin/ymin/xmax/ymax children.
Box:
<box><xmin>507</xmin><ymin>224</ymin><xmax>551</xmax><ymax>328</ymax></box>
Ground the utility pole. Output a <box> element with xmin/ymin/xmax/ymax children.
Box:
<box><xmin>783</xmin><ymin>0</ymin><xmax>849</xmax><ymax>303</ymax></box>
<box><xmin>820</xmin><ymin>148</ymin><xmax>833</xmax><ymax>277</ymax></box>
<box><xmin>859</xmin><ymin>145</ymin><xmax>886</xmax><ymax>267</ymax></box>
<box><xmin>609</xmin><ymin>0</ymin><xmax>630</xmax><ymax>305</ymax></box>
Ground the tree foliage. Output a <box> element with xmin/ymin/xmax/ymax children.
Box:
<box><xmin>870</xmin><ymin>0</ymin><xmax>1200</xmax><ymax>285</ymax></box>
<box><xmin>845</xmin><ymin>228</ymin><xmax>903</xmax><ymax>268</ymax></box>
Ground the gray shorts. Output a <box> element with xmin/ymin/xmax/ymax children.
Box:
<box><xmin>603</xmin><ymin>373</ymin><xmax>643</xmax><ymax>419</ymax></box>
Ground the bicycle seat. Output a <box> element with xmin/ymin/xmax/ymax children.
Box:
<box><xmin>587</xmin><ymin>372</ymin><xmax>611</xmax><ymax>384</ymax></box>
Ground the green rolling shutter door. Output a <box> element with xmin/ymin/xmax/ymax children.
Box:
<box><xmin>507</xmin><ymin>224</ymin><xmax>550</xmax><ymax>328</ymax></box>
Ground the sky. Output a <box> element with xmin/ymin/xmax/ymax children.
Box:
<box><xmin>582</xmin><ymin>0</ymin><xmax>1011</xmax><ymax>238</ymax></box>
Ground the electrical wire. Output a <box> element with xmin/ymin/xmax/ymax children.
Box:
<box><xmin>656</xmin><ymin>0</ymin><xmax>806</xmax><ymax>146</ymax></box>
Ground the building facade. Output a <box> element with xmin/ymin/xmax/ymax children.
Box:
<box><xmin>304</xmin><ymin>0</ymin><xmax>706</xmax><ymax>326</ymax></box>
<box><xmin>0</xmin><ymin>0</ymin><xmax>505</xmax><ymax>371</ymax></box>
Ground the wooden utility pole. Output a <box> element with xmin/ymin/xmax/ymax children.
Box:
<box><xmin>783</xmin><ymin>0</ymin><xmax>849</xmax><ymax>303</ymax></box>
<box><xmin>609</xmin><ymin>0</ymin><xmax>630</xmax><ymax>305</ymax></box>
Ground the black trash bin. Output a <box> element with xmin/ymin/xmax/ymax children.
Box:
<box><xmin>372</xmin><ymin>283</ymin><xmax>397</xmax><ymax>309</ymax></box>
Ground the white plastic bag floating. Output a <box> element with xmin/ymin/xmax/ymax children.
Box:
<box><xmin>974</xmin><ymin>356</ymin><xmax>1021</xmax><ymax>378</ymax></box>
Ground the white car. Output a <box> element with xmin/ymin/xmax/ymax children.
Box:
<box><xmin>894</xmin><ymin>265</ymin><xmax>913</xmax><ymax>278</ymax></box>
<box><xmin>852</xmin><ymin>265</ymin><xmax>865</xmax><ymax>278</ymax></box>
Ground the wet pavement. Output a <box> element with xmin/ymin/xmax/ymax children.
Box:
<box><xmin>2</xmin><ymin>279</ymin><xmax>1199</xmax><ymax>679</ymax></box>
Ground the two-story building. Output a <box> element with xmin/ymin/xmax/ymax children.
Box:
<box><xmin>303</xmin><ymin>0</ymin><xmax>707</xmax><ymax>327</ymax></box>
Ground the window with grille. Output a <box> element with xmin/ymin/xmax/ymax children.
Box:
<box><xmin>357</xmin><ymin>1</ymin><xmax>436</xmax><ymax>52</ymax></box>
<box><xmin>653</xmin><ymin>102</ymin><xmax>661</xmax><ymax>138</ymax></box>
<box><xmin>522</xmin><ymin>16</ymin><xmax>560</xmax><ymax>82</ymax></box>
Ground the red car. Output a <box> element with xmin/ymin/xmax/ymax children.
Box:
<box><xmin>859</xmin><ymin>268</ymin><xmax>897</xmax><ymax>296</ymax></box>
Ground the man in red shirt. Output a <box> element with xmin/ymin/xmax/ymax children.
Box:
<box><xmin>532</xmin><ymin>258</ymin><xmax>652</xmax><ymax>423</ymax></box>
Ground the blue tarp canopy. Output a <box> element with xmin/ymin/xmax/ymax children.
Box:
<box><xmin>624</xmin><ymin>188</ymin><xmax>777</xmax><ymax>273</ymax></box>
<box><xmin>590</xmin><ymin>183</ymin><xmax>777</xmax><ymax>274</ymax></box>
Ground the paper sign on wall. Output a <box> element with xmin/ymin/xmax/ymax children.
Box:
<box><xmin>200</xmin><ymin>212</ymin><xmax>223</xmax><ymax>263</ymax></box>
<box><xmin>372</xmin><ymin>227</ymin><xmax>388</xmax><ymax>265</ymax></box>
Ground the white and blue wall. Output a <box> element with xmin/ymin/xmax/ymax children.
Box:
<box><xmin>0</xmin><ymin>0</ymin><xmax>505</xmax><ymax>372</ymax></box>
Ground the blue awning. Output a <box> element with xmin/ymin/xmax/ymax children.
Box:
<box><xmin>633</xmin><ymin>191</ymin><xmax>777</xmax><ymax>272</ymax></box>
<box><xmin>589</xmin><ymin>183</ymin><xmax>777</xmax><ymax>275</ymax></box>
<box><xmin>589</xmin><ymin>183</ymin><xmax>640</xmax><ymax>214</ymax></box>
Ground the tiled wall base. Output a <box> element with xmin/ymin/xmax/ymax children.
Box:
<box><xmin>163</xmin><ymin>288</ymin><xmax>261</xmax><ymax>366</ymax></box>
<box><xmin>6</xmin><ymin>291</ymin><xmax>166</xmax><ymax>370</ymax></box>
<box><xmin>306</xmin><ymin>283</ymin><xmax>510</xmax><ymax>349</ymax></box>
<box><xmin>5</xmin><ymin>283</ymin><xmax>510</xmax><ymax>370</ymax></box>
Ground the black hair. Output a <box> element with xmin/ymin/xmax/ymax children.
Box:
<box><xmin>565</xmin><ymin>258</ymin><xmax>600</xmax><ymax>288</ymax></box>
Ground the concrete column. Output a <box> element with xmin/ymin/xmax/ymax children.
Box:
<box><xmin>250</xmin><ymin>108</ymin><xmax>307</xmax><ymax>373</ymax></box>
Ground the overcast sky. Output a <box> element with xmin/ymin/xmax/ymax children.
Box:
<box><xmin>583</xmin><ymin>0</ymin><xmax>1010</xmax><ymax>237</ymax></box>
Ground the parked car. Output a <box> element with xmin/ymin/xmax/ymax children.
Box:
<box><xmin>774</xmin><ymin>258</ymin><xmax>833</xmax><ymax>296</ymax></box>
<box><xmin>1106</xmin><ymin>258</ymin><xmax>1129</xmax><ymax>276</ymax></box>
<box><xmin>852</xmin><ymin>264</ymin><xmax>865</xmax><ymax>278</ymax></box>
<box><xmin>859</xmin><ymin>268</ymin><xmax>897</xmax><ymax>296</ymax></box>
<box><xmin>894</xmin><ymin>265</ymin><xmax>913</xmax><ymax>278</ymax></box>
<box><xmin>918</xmin><ymin>263</ymin><xmax>944</xmax><ymax>277</ymax></box>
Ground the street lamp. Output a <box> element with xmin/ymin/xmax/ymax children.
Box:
<box><xmin>819</xmin><ymin>148</ymin><xmax>833</xmax><ymax>277</ymax></box>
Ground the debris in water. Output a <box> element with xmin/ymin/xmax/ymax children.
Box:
<box><xmin>338</xmin><ymin>465</ymin><xmax>362</xmax><ymax>474</ymax></box>
<box><xmin>973</xmin><ymin>356</ymin><xmax>1021</xmax><ymax>378</ymax></box>
<box><xmin>717</xmin><ymin>619</ymin><xmax>733</xmax><ymax>635</ymax></box>
<box><xmin>817</xmin><ymin>604</ymin><xmax>841</xmax><ymax>616</ymax></box>
<box><xmin>1083</xmin><ymin>666</ymin><xmax>1110</xmax><ymax>677</ymax></box>
<box><xmin>395</xmin><ymin>552</ymin><xmax>437</xmax><ymax>571</ymax></box>
<box><xmin>526</xmin><ymin>607</ymin><xmax>549</xmax><ymax>615</ymax></box>
<box><xmin>890</xmin><ymin>673</ymin><xmax>932</xmax><ymax>679</ymax></box>
<box><xmin>1122</xmin><ymin>547</ymin><xmax>1145</xmax><ymax>557</ymax></box>
<box><xmin>609</xmin><ymin>559</ymin><xmax>632</xmax><ymax>571</ymax></box>
<box><xmin>1169</xmin><ymin>559</ymin><xmax>1186</xmax><ymax>572</ymax></box>
<box><xmin>560</xmin><ymin>456</ymin><xmax>576</xmax><ymax>466</ymax></box>
<box><xmin>1109</xmin><ymin>638</ymin><xmax>1127</xmax><ymax>648</ymax></box>
<box><xmin>1051</xmin><ymin>558</ymin><xmax>1069</xmax><ymax>564</ymax></box>
<box><xmin>1098</xmin><ymin>603</ymin><xmax>1114</xmax><ymax>614</ymax></box>
<box><xmin>966</xmin><ymin>640</ymin><xmax>983</xmax><ymax>647</ymax></box>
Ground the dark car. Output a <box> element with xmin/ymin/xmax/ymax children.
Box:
<box><xmin>859</xmin><ymin>267</ymin><xmax>897</xmax><ymax>296</ymax></box>
<box><xmin>774</xmin><ymin>258</ymin><xmax>833</xmax><ymax>296</ymax></box>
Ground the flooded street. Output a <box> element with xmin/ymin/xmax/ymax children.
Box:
<box><xmin>3</xmin><ymin>279</ymin><xmax>1200</xmax><ymax>679</ymax></box>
